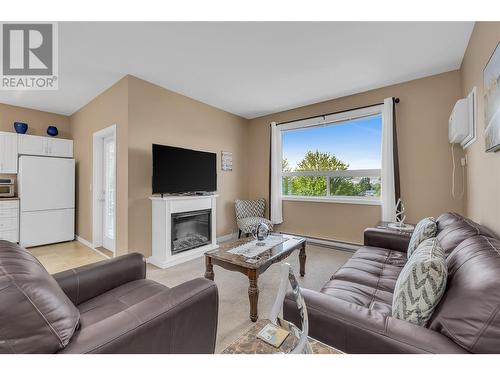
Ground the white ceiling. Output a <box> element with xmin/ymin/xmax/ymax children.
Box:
<box><xmin>0</xmin><ymin>22</ymin><xmax>474</xmax><ymax>119</ymax></box>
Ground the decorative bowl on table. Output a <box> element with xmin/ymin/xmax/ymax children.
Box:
<box><xmin>14</xmin><ymin>122</ymin><xmax>28</xmax><ymax>134</ymax></box>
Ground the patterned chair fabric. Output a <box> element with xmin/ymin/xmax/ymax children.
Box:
<box><xmin>235</xmin><ymin>199</ymin><xmax>274</xmax><ymax>235</ymax></box>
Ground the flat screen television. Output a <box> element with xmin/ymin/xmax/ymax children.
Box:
<box><xmin>152</xmin><ymin>144</ymin><xmax>217</xmax><ymax>194</ymax></box>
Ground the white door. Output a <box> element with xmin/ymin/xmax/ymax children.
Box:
<box><xmin>0</xmin><ymin>132</ymin><xmax>18</xmax><ymax>173</ymax></box>
<box><xmin>101</xmin><ymin>135</ymin><xmax>116</xmax><ymax>251</ymax></box>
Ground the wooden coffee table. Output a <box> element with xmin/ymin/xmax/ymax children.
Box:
<box><xmin>204</xmin><ymin>234</ymin><xmax>306</xmax><ymax>322</ymax></box>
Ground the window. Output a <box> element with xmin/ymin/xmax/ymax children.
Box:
<box><xmin>281</xmin><ymin>110</ymin><xmax>382</xmax><ymax>205</ymax></box>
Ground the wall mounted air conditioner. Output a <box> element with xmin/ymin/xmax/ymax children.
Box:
<box><xmin>448</xmin><ymin>87</ymin><xmax>477</xmax><ymax>149</ymax></box>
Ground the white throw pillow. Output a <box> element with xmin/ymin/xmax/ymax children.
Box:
<box><xmin>392</xmin><ymin>238</ymin><xmax>447</xmax><ymax>326</ymax></box>
<box><xmin>407</xmin><ymin>217</ymin><xmax>437</xmax><ymax>258</ymax></box>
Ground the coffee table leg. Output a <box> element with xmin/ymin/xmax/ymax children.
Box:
<box><xmin>205</xmin><ymin>257</ymin><xmax>214</xmax><ymax>281</ymax></box>
<box><xmin>299</xmin><ymin>242</ymin><xmax>306</xmax><ymax>277</ymax></box>
<box><xmin>248</xmin><ymin>270</ymin><xmax>259</xmax><ymax>322</ymax></box>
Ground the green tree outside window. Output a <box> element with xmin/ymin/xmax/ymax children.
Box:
<box><xmin>282</xmin><ymin>150</ymin><xmax>380</xmax><ymax>198</ymax></box>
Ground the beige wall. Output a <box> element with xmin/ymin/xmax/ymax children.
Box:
<box><xmin>460</xmin><ymin>22</ymin><xmax>500</xmax><ymax>237</ymax></box>
<box><xmin>69</xmin><ymin>77</ymin><xmax>129</xmax><ymax>255</ymax></box>
<box><xmin>127</xmin><ymin>76</ymin><xmax>249</xmax><ymax>256</ymax></box>
<box><xmin>0</xmin><ymin>103</ymin><xmax>70</xmax><ymax>138</ymax></box>
<box><xmin>248</xmin><ymin>71</ymin><xmax>463</xmax><ymax>244</ymax></box>
<box><xmin>67</xmin><ymin>75</ymin><xmax>248</xmax><ymax>257</ymax></box>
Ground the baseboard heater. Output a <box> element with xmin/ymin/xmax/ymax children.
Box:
<box><xmin>278</xmin><ymin>231</ymin><xmax>361</xmax><ymax>253</ymax></box>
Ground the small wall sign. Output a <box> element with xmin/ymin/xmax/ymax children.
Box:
<box><xmin>221</xmin><ymin>151</ymin><xmax>233</xmax><ymax>171</ymax></box>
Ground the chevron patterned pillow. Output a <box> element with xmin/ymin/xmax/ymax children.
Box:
<box><xmin>392</xmin><ymin>238</ymin><xmax>447</xmax><ymax>326</ymax></box>
<box><xmin>407</xmin><ymin>217</ymin><xmax>437</xmax><ymax>258</ymax></box>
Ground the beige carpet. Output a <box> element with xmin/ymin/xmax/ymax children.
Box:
<box><xmin>147</xmin><ymin>244</ymin><xmax>353</xmax><ymax>353</ymax></box>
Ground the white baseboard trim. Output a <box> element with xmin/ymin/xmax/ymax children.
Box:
<box><xmin>77</xmin><ymin>233</ymin><xmax>236</xmax><ymax>265</ymax></box>
<box><xmin>279</xmin><ymin>231</ymin><xmax>360</xmax><ymax>252</ymax></box>
<box><xmin>75</xmin><ymin>235</ymin><xmax>93</xmax><ymax>248</ymax></box>
<box><xmin>217</xmin><ymin>232</ymin><xmax>239</xmax><ymax>244</ymax></box>
<box><xmin>76</xmin><ymin>236</ymin><xmax>111</xmax><ymax>259</ymax></box>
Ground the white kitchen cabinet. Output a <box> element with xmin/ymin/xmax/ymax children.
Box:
<box><xmin>46</xmin><ymin>138</ymin><xmax>73</xmax><ymax>157</ymax></box>
<box><xmin>0</xmin><ymin>200</ymin><xmax>19</xmax><ymax>243</ymax></box>
<box><xmin>0</xmin><ymin>132</ymin><xmax>18</xmax><ymax>173</ymax></box>
<box><xmin>18</xmin><ymin>134</ymin><xmax>46</xmax><ymax>156</ymax></box>
<box><xmin>18</xmin><ymin>134</ymin><xmax>73</xmax><ymax>158</ymax></box>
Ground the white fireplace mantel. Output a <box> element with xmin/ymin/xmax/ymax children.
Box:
<box><xmin>149</xmin><ymin>194</ymin><xmax>219</xmax><ymax>269</ymax></box>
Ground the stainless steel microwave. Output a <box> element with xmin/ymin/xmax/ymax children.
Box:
<box><xmin>0</xmin><ymin>178</ymin><xmax>15</xmax><ymax>197</ymax></box>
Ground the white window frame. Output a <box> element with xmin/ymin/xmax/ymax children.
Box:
<box><xmin>279</xmin><ymin>104</ymin><xmax>383</xmax><ymax>206</ymax></box>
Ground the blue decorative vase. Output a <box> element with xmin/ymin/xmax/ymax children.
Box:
<box><xmin>47</xmin><ymin>126</ymin><xmax>58</xmax><ymax>137</ymax></box>
<box><xmin>14</xmin><ymin>122</ymin><xmax>28</xmax><ymax>134</ymax></box>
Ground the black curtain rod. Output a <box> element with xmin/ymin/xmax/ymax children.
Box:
<box><xmin>275</xmin><ymin>97</ymin><xmax>400</xmax><ymax>126</ymax></box>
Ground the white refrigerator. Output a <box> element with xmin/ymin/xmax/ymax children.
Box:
<box><xmin>18</xmin><ymin>155</ymin><xmax>75</xmax><ymax>247</ymax></box>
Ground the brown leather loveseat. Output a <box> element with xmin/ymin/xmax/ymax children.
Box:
<box><xmin>0</xmin><ymin>240</ymin><xmax>218</xmax><ymax>354</ymax></box>
<box><xmin>284</xmin><ymin>212</ymin><xmax>500</xmax><ymax>353</ymax></box>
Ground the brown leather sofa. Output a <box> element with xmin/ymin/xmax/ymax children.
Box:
<box><xmin>284</xmin><ymin>212</ymin><xmax>500</xmax><ymax>353</ymax></box>
<box><xmin>0</xmin><ymin>240</ymin><xmax>218</xmax><ymax>354</ymax></box>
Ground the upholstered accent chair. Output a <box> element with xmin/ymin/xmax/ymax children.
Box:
<box><xmin>235</xmin><ymin>198</ymin><xmax>273</xmax><ymax>238</ymax></box>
